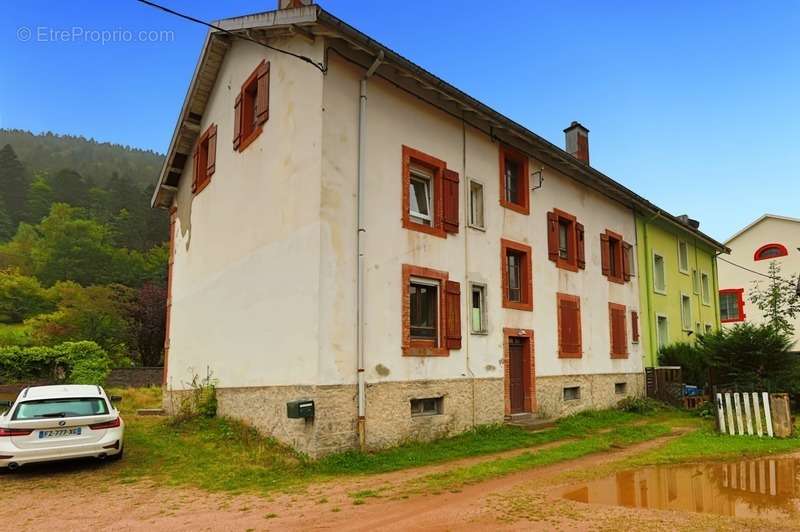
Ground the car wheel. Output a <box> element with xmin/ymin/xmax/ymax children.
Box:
<box><xmin>109</xmin><ymin>446</ymin><xmax>124</xmax><ymax>461</ymax></box>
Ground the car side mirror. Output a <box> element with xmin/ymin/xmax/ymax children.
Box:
<box><xmin>109</xmin><ymin>395</ymin><xmax>122</xmax><ymax>403</ymax></box>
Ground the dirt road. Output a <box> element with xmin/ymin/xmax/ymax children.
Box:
<box><xmin>1</xmin><ymin>433</ymin><xmax>796</xmax><ymax>531</ymax></box>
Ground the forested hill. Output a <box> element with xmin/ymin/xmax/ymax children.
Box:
<box><xmin>0</xmin><ymin>129</ymin><xmax>164</xmax><ymax>189</ymax></box>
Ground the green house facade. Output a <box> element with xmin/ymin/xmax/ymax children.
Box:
<box><xmin>635</xmin><ymin>214</ymin><xmax>727</xmax><ymax>368</ymax></box>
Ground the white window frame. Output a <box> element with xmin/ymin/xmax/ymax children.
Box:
<box><xmin>409</xmin><ymin>166</ymin><xmax>433</xmax><ymax>225</ymax></box>
<box><xmin>468</xmin><ymin>178</ymin><xmax>485</xmax><ymax>231</ymax></box>
<box><xmin>470</xmin><ymin>282</ymin><xmax>488</xmax><ymax>335</ymax></box>
<box><xmin>680</xmin><ymin>293</ymin><xmax>692</xmax><ymax>331</ymax></box>
<box><xmin>700</xmin><ymin>271</ymin><xmax>711</xmax><ymax>306</ymax></box>
<box><xmin>704</xmin><ymin>323</ymin><xmax>713</xmax><ymax>334</ymax></box>
<box><xmin>678</xmin><ymin>240</ymin><xmax>689</xmax><ymax>274</ymax></box>
<box><xmin>409</xmin><ymin>276</ymin><xmax>440</xmax><ymax>344</ymax></box>
<box><xmin>653</xmin><ymin>251</ymin><xmax>667</xmax><ymax>295</ymax></box>
<box><xmin>656</xmin><ymin>313</ymin><xmax>669</xmax><ymax>350</ymax></box>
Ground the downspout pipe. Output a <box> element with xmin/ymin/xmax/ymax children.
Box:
<box><xmin>356</xmin><ymin>50</ymin><xmax>384</xmax><ymax>452</ymax></box>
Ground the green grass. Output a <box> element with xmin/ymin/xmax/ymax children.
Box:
<box><xmin>0</xmin><ymin>322</ymin><xmax>31</xmax><ymax>347</ymax></box>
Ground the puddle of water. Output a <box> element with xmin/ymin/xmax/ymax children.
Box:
<box><xmin>561</xmin><ymin>457</ymin><xmax>800</xmax><ymax>521</ymax></box>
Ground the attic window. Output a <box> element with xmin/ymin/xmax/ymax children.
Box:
<box><xmin>499</xmin><ymin>145</ymin><xmax>529</xmax><ymax>215</ymax></box>
<box><xmin>233</xmin><ymin>61</ymin><xmax>270</xmax><ymax>152</ymax></box>
<box><xmin>192</xmin><ymin>124</ymin><xmax>217</xmax><ymax>195</ymax></box>
<box><xmin>754</xmin><ymin>243</ymin><xmax>788</xmax><ymax>261</ymax></box>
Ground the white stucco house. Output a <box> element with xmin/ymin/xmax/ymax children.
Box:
<box><xmin>718</xmin><ymin>214</ymin><xmax>800</xmax><ymax>349</ymax></box>
<box><xmin>152</xmin><ymin>1</ymin><xmax>723</xmax><ymax>456</ymax></box>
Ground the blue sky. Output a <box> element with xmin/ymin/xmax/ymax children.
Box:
<box><xmin>2</xmin><ymin>1</ymin><xmax>798</xmax><ymax>241</ymax></box>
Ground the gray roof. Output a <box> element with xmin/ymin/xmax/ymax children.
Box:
<box><xmin>151</xmin><ymin>4</ymin><xmax>728</xmax><ymax>252</ymax></box>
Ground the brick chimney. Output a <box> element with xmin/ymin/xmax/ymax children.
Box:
<box><xmin>278</xmin><ymin>0</ymin><xmax>312</xmax><ymax>8</ymax></box>
<box><xmin>564</xmin><ymin>121</ymin><xmax>589</xmax><ymax>164</ymax></box>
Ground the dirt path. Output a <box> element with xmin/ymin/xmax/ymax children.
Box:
<box><xmin>1</xmin><ymin>430</ymin><xmax>797</xmax><ymax>531</ymax></box>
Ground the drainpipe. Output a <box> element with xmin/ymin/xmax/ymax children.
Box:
<box><xmin>356</xmin><ymin>50</ymin><xmax>384</xmax><ymax>452</ymax></box>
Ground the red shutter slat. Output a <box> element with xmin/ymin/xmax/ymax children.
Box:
<box><xmin>558</xmin><ymin>295</ymin><xmax>582</xmax><ymax>358</ymax></box>
<box><xmin>445</xmin><ymin>280</ymin><xmax>461</xmax><ymax>349</ymax></box>
<box><xmin>443</xmin><ymin>169</ymin><xmax>459</xmax><ymax>234</ymax></box>
<box><xmin>206</xmin><ymin>124</ymin><xmax>217</xmax><ymax>177</ymax></box>
<box><xmin>233</xmin><ymin>93</ymin><xmax>243</xmax><ymax>150</ymax></box>
<box><xmin>609</xmin><ymin>304</ymin><xmax>628</xmax><ymax>358</ymax></box>
<box><xmin>547</xmin><ymin>211</ymin><xmax>558</xmax><ymax>262</ymax></box>
<box><xmin>622</xmin><ymin>241</ymin><xmax>632</xmax><ymax>282</ymax></box>
<box><xmin>600</xmin><ymin>233</ymin><xmax>611</xmax><ymax>277</ymax></box>
<box><xmin>631</xmin><ymin>310</ymin><xmax>639</xmax><ymax>343</ymax></box>
<box><xmin>256</xmin><ymin>61</ymin><xmax>270</xmax><ymax>125</ymax></box>
<box><xmin>576</xmin><ymin>222</ymin><xmax>585</xmax><ymax>270</ymax></box>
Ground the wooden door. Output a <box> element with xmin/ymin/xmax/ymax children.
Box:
<box><xmin>509</xmin><ymin>337</ymin><xmax>525</xmax><ymax>414</ymax></box>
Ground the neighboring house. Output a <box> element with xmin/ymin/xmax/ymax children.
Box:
<box><xmin>718</xmin><ymin>214</ymin><xmax>800</xmax><ymax>349</ymax></box>
<box><xmin>636</xmin><ymin>215</ymin><xmax>726</xmax><ymax>367</ymax></box>
<box><xmin>151</xmin><ymin>1</ymin><xmax>726</xmax><ymax>456</ymax></box>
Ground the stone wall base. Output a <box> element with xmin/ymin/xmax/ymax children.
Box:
<box><xmin>163</xmin><ymin>372</ymin><xmax>643</xmax><ymax>457</ymax></box>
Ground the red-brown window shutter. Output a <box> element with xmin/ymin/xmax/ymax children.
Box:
<box><xmin>443</xmin><ymin>169</ymin><xmax>460</xmax><ymax>234</ymax></box>
<box><xmin>622</xmin><ymin>241</ymin><xmax>632</xmax><ymax>281</ymax></box>
<box><xmin>191</xmin><ymin>147</ymin><xmax>199</xmax><ymax>192</ymax></box>
<box><xmin>233</xmin><ymin>93</ymin><xmax>243</xmax><ymax>150</ymax></box>
<box><xmin>558</xmin><ymin>294</ymin><xmax>582</xmax><ymax>358</ymax></box>
<box><xmin>546</xmin><ymin>211</ymin><xmax>559</xmax><ymax>262</ymax></box>
<box><xmin>444</xmin><ymin>280</ymin><xmax>461</xmax><ymax>349</ymax></box>
<box><xmin>600</xmin><ymin>233</ymin><xmax>611</xmax><ymax>276</ymax></box>
<box><xmin>609</xmin><ymin>304</ymin><xmax>628</xmax><ymax>358</ymax></box>
<box><xmin>631</xmin><ymin>310</ymin><xmax>639</xmax><ymax>343</ymax></box>
<box><xmin>576</xmin><ymin>222</ymin><xmax>585</xmax><ymax>269</ymax></box>
<box><xmin>256</xmin><ymin>61</ymin><xmax>270</xmax><ymax>125</ymax></box>
<box><xmin>206</xmin><ymin>125</ymin><xmax>217</xmax><ymax>177</ymax></box>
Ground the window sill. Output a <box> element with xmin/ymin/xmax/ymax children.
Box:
<box><xmin>610</xmin><ymin>352</ymin><xmax>629</xmax><ymax>359</ymax></box>
<box><xmin>499</xmin><ymin>199</ymin><xmax>529</xmax><ymax>216</ymax></box>
<box><xmin>468</xmin><ymin>223</ymin><xmax>486</xmax><ymax>232</ymax></box>
<box><xmin>653</xmin><ymin>288</ymin><xmax>667</xmax><ymax>296</ymax></box>
<box><xmin>470</xmin><ymin>330</ymin><xmax>488</xmax><ymax>336</ymax></box>
<box><xmin>558</xmin><ymin>351</ymin><xmax>582</xmax><ymax>359</ymax></box>
<box><xmin>702</xmin><ymin>301</ymin><xmax>711</xmax><ymax>307</ymax></box>
<box><xmin>555</xmin><ymin>258</ymin><xmax>579</xmax><ymax>273</ymax></box>
<box><xmin>403</xmin><ymin>346</ymin><xmax>449</xmax><ymax>357</ymax></box>
<box><xmin>606</xmin><ymin>274</ymin><xmax>625</xmax><ymax>285</ymax></box>
<box><xmin>237</xmin><ymin>126</ymin><xmax>263</xmax><ymax>153</ymax></box>
<box><xmin>402</xmin><ymin>218</ymin><xmax>446</xmax><ymax>238</ymax></box>
<box><xmin>721</xmin><ymin>318</ymin><xmax>745</xmax><ymax>323</ymax></box>
<box><xmin>679</xmin><ymin>269</ymin><xmax>690</xmax><ymax>275</ymax></box>
<box><xmin>502</xmin><ymin>300</ymin><xmax>533</xmax><ymax>312</ymax></box>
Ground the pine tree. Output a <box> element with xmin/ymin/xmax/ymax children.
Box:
<box><xmin>24</xmin><ymin>175</ymin><xmax>54</xmax><ymax>224</ymax></box>
<box><xmin>0</xmin><ymin>197</ymin><xmax>13</xmax><ymax>241</ymax></box>
<box><xmin>0</xmin><ymin>144</ymin><xmax>31</xmax><ymax>226</ymax></box>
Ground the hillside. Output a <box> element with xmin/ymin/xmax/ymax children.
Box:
<box><xmin>0</xmin><ymin>129</ymin><xmax>164</xmax><ymax>189</ymax></box>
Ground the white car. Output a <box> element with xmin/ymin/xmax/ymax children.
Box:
<box><xmin>0</xmin><ymin>385</ymin><xmax>124</xmax><ymax>470</ymax></box>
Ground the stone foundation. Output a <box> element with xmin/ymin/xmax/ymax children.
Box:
<box><xmin>535</xmin><ymin>372</ymin><xmax>645</xmax><ymax>418</ymax></box>
<box><xmin>163</xmin><ymin>372</ymin><xmax>642</xmax><ymax>457</ymax></box>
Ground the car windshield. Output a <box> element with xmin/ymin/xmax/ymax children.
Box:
<box><xmin>12</xmin><ymin>398</ymin><xmax>109</xmax><ymax>420</ymax></box>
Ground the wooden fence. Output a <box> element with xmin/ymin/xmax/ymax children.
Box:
<box><xmin>715</xmin><ymin>392</ymin><xmax>793</xmax><ymax>438</ymax></box>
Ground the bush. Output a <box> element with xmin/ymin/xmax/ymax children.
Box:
<box><xmin>617</xmin><ymin>396</ymin><xmax>664</xmax><ymax>414</ymax></box>
<box><xmin>658</xmin><ymin>342</ymin><xmax>709</xmax><ymax>388</ymax></box>
<box><xmin>0</xmin><ymin>340</ymin><xmax>110</xmax><ymax>384</ymax></box>
<box><xmin>173</xmin><ymin>372</ymin><xmax>218</xmax><ymax>422</ymax></box>
<box><xmin>0</xmin><ymin>269</ymin><xmax>55</xmax><ymax>323</ymax></box>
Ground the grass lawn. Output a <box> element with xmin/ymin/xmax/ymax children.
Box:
<box><xmin>101</xmin><ymin>388</ymin><xmax>800</xmax><ymax>497</ymax></box>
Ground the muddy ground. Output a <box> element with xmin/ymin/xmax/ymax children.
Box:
<box><xmin>1</xmin><ymin>432</ymin><xmax>797</xmax><ymax>531</ymax></box>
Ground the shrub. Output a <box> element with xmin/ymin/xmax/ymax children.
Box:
<box><xmin>617</xmin><ymin>396</ymin><xmax>664</xmax><ymax>414</ymax></box>
<box><xmin>0</xmin><ymin>269</ymin><xmax>55</xmax><ymax>323</ymax></box>
<box><xmin>658</xmin><ymin>342</ymin><xmax>709</xmax><ymax>388</ymax></box>
<box><xmin>0</xmin><ymin>340</ymin><xmax>110</xmax><ymax>384</ymax></box>
<box><xmin>173</xmin><ymin>372</ymin><xmax>218</xmax><ymax>422</ymax></box>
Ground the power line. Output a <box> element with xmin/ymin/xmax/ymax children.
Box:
<box><xmin>135</xmin><ymin>0</ymin><xmax>327</xmax><ymax>73</ymax></box>
<box><xmin>718</xmin><ymin>256</ymin><xmax>798</xmax><ymax>288</ymax></box>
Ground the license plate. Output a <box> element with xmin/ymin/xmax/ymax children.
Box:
<box><xmin>38</xmin><ymin>428</ymin><xmax>81</xmax><ymax>439</ymax></box>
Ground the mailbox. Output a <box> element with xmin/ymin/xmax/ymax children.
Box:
<box><xmin>287</xmin><ymin>399</ymin><xmax>315</xmax><ymax>419</ymax></box>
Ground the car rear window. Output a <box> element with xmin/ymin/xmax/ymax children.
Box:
<box><xmin>12</xmin><ymin>398</ymin><xmax>109</xmax><ymax>420</ymax></box>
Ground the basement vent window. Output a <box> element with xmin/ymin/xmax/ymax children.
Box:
<box><xmin>563</xmin><ymin>386</ymin><xmax>581</xmax><ymax>401</ymax></box>
<box><xmin>615</xmin><ymin>382</ymin><xmax>627</xmax><ymax>395</ymax></box>
<box><xmin>410</xmin><ymin>397</ymin><xmax>443</xmax><ymax>417</ymax></box>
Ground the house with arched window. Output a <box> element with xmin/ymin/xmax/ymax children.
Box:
<box><xmin>718</xmin><ymin>214</ymin><xmax>800</xmax><ymax>350</ymax></box>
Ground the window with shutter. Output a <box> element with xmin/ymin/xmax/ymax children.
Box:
<box><xmin>402</xmin><ymin>146</ymin><xmax>448</xmax><ymax>238</ymax></box>
<box><xmin>235</xmin><ymin>61</ymin><xmax>269</xmax><ymax>153</ymax></box>
<box><xmin>631</xmin><ymin>310</ymin><xmax>639</xmax><ymax>343</ymax></box>
<box><xmin>499</xmin><ymin>144</ymin><xmax>529</xmax><ymax>215</ymax></box>
<box><xmin>609</xmin><ymin>302</ymin><xmax>628</xmax><ymax>358</ymax></box>
<box><xmin>501</xmin><ymin>239</ymin><xmax>533</xmax><ymax>311</ymax></box>
<box><xmin>547</xmin><ymin>209</ymin><xmax>582</xmax><ymax>272</ymax></box>
<box><xmin>192</xmin><ymin>123</ymin><xmax>217</xmax><ymax>195</ymax></box>
<box><xmin>402</xmin><ymin>264</ymin><xmax>457</xmax><ymax>356</ymax></box>
<box><xmin>557</xmin><ymin>293</ymin><xmax>582</xmax><ymax>358</ymax></box>
<box><xmin>601</xmin><ymin>229</ymin><xmax>625</xmax><ymax>284</ymax></box>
